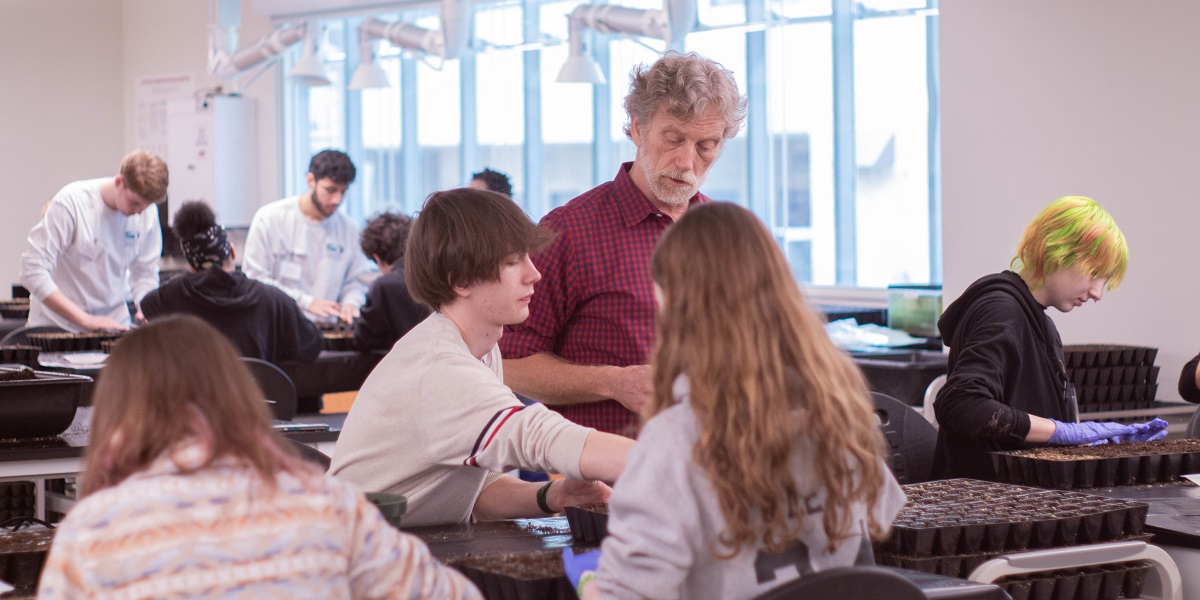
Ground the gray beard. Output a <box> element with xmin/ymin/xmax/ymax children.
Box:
<box><xmin>636</xmin><ymin>152</ymin><xmax>703</xmax><ymax>208</ymax></box>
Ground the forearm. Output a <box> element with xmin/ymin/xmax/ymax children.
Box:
<box><xmin>503</xmin><ymin>353</ymin><xmax>622</xmax><ymax>406</ymax></box>
<box><xmin>578</xmin><ymin>431</ymin><xmax>633</xmax><ymax>483</ymax></box>
<box><xmin>471</xmin><ymin>475</ymin><xmax>547</xmax><ymax>522</ymax></box>
<box><xmin>1025</xmin><ymin>414</ymin><xmax>1056</xmax><ymax>443</ymax></box>
<box><xmin>40</xmin><ymin>291</ymin><xmax>91</xmax><ymax>328</ymax></box>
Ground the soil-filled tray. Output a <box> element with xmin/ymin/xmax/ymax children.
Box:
<box><xmin>993</xmin><ymin>560</ymin><xmax>1150</xmax><ymax>600</ymax></box>
<box><xmin>451</xmin><ymin>550</ymin><xmax>576</xmax><ymax>600</ymax></box>
<box><xmin>0</xmin><ymin>526</ymin><xmax>55</xmax><ymax>594</ymax></box>
<box><xmin>0</xmin><ymin>368</ymin><xmax>90</xmax><ymax>438</ymax></box>
<box><xmin>26</xmin><ymin>331</ymin><xmax>123</xmax><ymax>353</ymax></box>
<box><xmin>0</xmin><ymin>346</ymin><xmax>39</xmax><ymax>366</ymax></box>
<box><xmin>322</xmin><ymin>331</ymin><xmax>356</xmax><ymax>351</ymax></box>
<box><xmin>878</xmin><ymin>479</ymin><xmax>1148</xmax><ymax>557</ymax></box>
<box><xmin>565</xmin><ymin>503</ymin><xmax>609</xmax><ymax>543</ymax></box>
<box><xmin>992</xmin><ymin>439</ymin><xmax>1200</xmax><ymax>490</ymax></box>
<box><xmin>0</xmin><ymin>300</ymin><xmax>29</xmax><ymax>320</ymax></box>
<box><xmin>1062</xmin><ymin>345</ymin><xmax>1157</xmax><ymax>369</ymax></box>
<box><xmin>0</xmin><ymin>367</ymin><xmax>35</xmax><ymax>383</ymax></box>
<box><xmin>316</xmin><ymin>322</ymin><xmax>357</xmax><ymax>352</ymax></box>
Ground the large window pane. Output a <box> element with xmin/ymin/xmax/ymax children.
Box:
<box><xmin>854</xmin><ymin>14</ymin><xmax>931</xmax><ymax>286</ymax></box>
<box><xmin>540</xmin><ymin>0</ymin><xmax>596</xmax><ymax>218</ymax></box>
<box><xmin>279</xmin><ymin>0</ymin><xmax>939</xmax><ymax>290</ymax></box>
<box><xmin>417</xmin><ymin>53</ymin><xmax>461</xmax><ymax>196</ymax></box>
<box><xmin>685</xmin><ymin>28</ymin><xmax>747</xmax><ymax>206</ymax></box>
<box><xmin>541</xmin><ymin>43</ymin><xmax>594</xmax><ymax>215</ymax></box>
<box><xmin>356</xmin><ymin>53</ymin><xmax>403</xmax><ymax>219</ymax></box>
<box><xmin>476</xmin><ymin>5</ymin><xmax>526</xmax><ymax>200</ymax></box>
<box><xmin>768</xmin><ymin>21</ymin><xmax>833</xmax><ymax>285</ymax></box>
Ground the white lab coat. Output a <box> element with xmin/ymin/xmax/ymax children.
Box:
<box><xmin>242</xmin><ymin>196</ymin><xmax>374</xmax><ymax>322</ymax></box>
<box><xmin>20</xmin><ymin>178</ymin><xmax>162</xmax><ymax>332</ymax></box>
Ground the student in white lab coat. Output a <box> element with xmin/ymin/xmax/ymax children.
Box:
<box><xmin>242</xmin><ymin>149</ymin><xmax>375</xmax><ymax>323</ymax></box>
<box><xmin>20</xmin><ymin>150</ymin><xmax>167</xmax><ymax>332</ymax></box>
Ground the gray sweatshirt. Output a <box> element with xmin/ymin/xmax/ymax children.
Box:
<box><xmin>594</xmin><ymin>378</ymin><xmax>906</xmax><ymax>599</ymax></box>
<box><xmin>330</xmin><ymin>313</ymin><xmax>591</xmax><ymax>526</ymax></box>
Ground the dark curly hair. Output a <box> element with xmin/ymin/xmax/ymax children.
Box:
<box><xmin>173</xmin><ymin>201</ymin><xmax>218</xmax><ymax>240</ymax></box>
<box><xmin>309</xmin><ymin>149</ymin><xmax>357</xmax><ymax>185</ymax></box>
<box><xmin>471</xmin><ymin>168</ymin><xmax>513</xmax><ymax>197</ymax></box>
<box><xmin>360</xmin><ymin>212</ymin><xmax>413</xmax><ymax>267</ymax></box>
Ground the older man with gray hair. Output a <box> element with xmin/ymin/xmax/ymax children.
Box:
<box><xmin>500</xmin><ymin>51</ymin><xmax>746</xmax><ymax>436</ymax></box>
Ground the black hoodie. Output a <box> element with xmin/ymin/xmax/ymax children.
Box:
<box><xmin>141</xmin><ymin>269</ymin><xmax>323</xmax><ymax>365</ymax></box>
<box><xmin>932</xmin><ymin>270</ymin><xmax>1077</xmax><ymax>480</ymax></box>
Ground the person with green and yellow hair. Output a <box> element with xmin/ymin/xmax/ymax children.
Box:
<box><xmin>933</xmin><ymin>196</ymin><xmax>1166</xmax><ymax>480</ymax></box>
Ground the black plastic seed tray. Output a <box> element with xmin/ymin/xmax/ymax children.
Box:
<box><xmin>879</xmin><ymin>479</ymin><xmax>1148</xmax><ymax>557</ymax></box>
<box><xmin>0</xmin><ymin>368</ymin><xmax>90</xmax><ymax>438</ymax></box>
<box><xmin>1069</xmin><ymin>366</ymin><xmax>1159</xmax><ymax>389</ymax></box>
<box><xmin>565</xmin><ymin>503</ymin><xmax>609</xmax><ymax>543</ymax></box>
<box><xmin>994</xmin><ymin>560</ymin><xmax>1150</xmax><ymax>600</ymax></box>
<box><xmin>0</xmin><ymin>482</ymin><xmax>35</xmax><ymax>523</ymax></box>
<box><xmin>0</xmin><ymin>300</ymin><xmax>29</xmax><ymax>320</ymax></box>
<box><xmin>876</xmin><ymin>534</ymin><xmax>1150</xmax><ymax>580</ymax></box>
<box><xmin>322</xmin><ymin>332</ymin><xmax>357</xmax><ymax>351</ymax></box>
<box><xmin>1063</xmin><ymin>345</ymin><xmax>1157</xmax><ymax>369</ymax></box>
<box><xmin>0</xmin><ymin>346</ymin><xmax>39</xmax><ymax>365</ymax></box>
<box><xmin>26</xmin><ymin>331</ymin><xmax>122</xmax><ymax>352</ymax></box>
<box><xmin>451</xmin><ymin>550</ymin><xmax>576</xmax><ymax>600</ymax></box>
<box><xmin>1076</xmin><ymin>382</ymin><xmax>1158</xmax><ymax>406</ymax></box>
<box><xmin>992</xmin><ymin>439</ymin><xmax>1200</xmax><ymax>490</ymax></box>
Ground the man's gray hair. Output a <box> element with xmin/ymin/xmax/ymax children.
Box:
<box><xmin>623</xmin><ymin>51</ymin><xmax>747</xmax><ymax>140</ymax></box>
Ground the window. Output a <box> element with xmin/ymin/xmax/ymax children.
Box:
<box><xmin>282</xmin><ymin>0</ymin><xmax>940</xmax><ymax>288</ymax></box>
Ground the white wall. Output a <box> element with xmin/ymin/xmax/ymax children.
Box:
<box><xmin>0</xmin><ymin>0</ymin><xmax>280</xmax><ymax>292</ymax></box>
<box><xmin>121</xmin><ymin>0</ymin><xmax>280</xmax><ymax>208</ymax></box>
<box><xmin>0</xmin><ymin>0</ymin><xmax>126</xmax><ymax>288</ymax></box>
<box><xmin>941</xmin><ymin>1</ymin><xmax>1200</xmax><ymax>401</ymax></box>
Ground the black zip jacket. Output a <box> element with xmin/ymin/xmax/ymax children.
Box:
<box><xmin>353</xmin><ymin>267</ymin><xmax>430</xmax><ymax>351</ymax></box>
<box><xmin>933</xmin><ymin>271</ymin><xmax>1075</xmax><ymax>480</ymax></box>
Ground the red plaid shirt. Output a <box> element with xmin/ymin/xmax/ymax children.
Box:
<box><xmin>501</xmin><ymin>162</ymin><xmax>707</xmax><ymax>435</ymax></box>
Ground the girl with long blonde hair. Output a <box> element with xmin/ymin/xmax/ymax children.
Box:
<box><xmin>39</xmin><ymin>315</ymin><xmax>480</xmax><ymax>599</ymax></box>
<box><xmin>571</xmin><ymin>202</ymin><xmax>904</xmax><ymax>599</ymax></box>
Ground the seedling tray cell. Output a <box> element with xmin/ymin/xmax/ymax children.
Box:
<box><xmin>0</xmin><ymin>345</ymin><xmax>38</xmax><ymax>365</ymax></box>
<box><xmin>564</xmin><ymin>503</ymin><xmax>609</xmax><ymax>544</ymax></box>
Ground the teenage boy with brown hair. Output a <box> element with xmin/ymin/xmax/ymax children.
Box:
<box><xmin>331</xmin><ymin>188</ymin><xmax>632</xmax><ymax>527</ymax></box>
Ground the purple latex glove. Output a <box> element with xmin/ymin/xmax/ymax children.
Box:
<box><xmin>563</xmin><ymin>547</ymin><xmax>601</xmax><ymax>597</ymax></box>
<box><xmin>1101</xmin><ymin>418</ymin><xmax>1170</xmax><ymax>444</ymax></box>
<box><xmin>1048</xmin><ymin>419</ymin><xmax>1137</xmax><ymax>446</ymax></box>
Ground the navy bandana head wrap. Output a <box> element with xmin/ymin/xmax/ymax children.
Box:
<box><xmin>180</xmin><ymin>225</ymin><xmax>232</xmax><ymax>270</ymax></box>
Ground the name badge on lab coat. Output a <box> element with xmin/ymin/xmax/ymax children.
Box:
<box><xmin>280</xmin><ymin>261</ymin><xmax>302</xmax><ymax>281</ymax></box>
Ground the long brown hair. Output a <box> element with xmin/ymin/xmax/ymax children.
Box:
<box><xmin>649</xmin><ymin>202</ymin><xmax>889</xmax><ymax>556</ymax></box>
<box><xmin>80</xmin><ymin>315</ymin><xmax>310</xmax><ymax>496</ymax></box>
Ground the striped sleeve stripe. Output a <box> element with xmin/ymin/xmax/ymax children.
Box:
<box><xmin>464</xmin><ymin>405</ymin><xmax>526</xmax><ymax>467</ymax></box>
